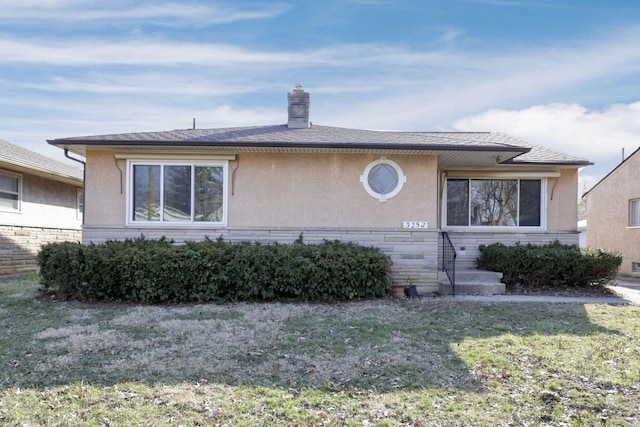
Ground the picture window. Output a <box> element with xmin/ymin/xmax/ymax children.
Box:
<box><xmin>127</xmin><ymin>161</ymin><xmax>227</xmax><ymax>225</ymax></box>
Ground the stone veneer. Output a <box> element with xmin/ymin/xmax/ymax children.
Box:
<box><xmin>0</xmin><ymin>226</ymin><xmax>82</xmax><ymax>275</ymax></box>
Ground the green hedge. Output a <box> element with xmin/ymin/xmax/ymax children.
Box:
<box><xmin>37</xmin><ymin>236</ymin><xmax>391</xmax><ymax>303</ymax></box>
<box><xmin>476</xmin><ymin>241</ymin><xmax>622</xmax><ymax>289</ymax></box>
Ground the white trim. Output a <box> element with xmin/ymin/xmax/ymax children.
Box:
<box><xmin>115</xmin><ymin>153</ymin><xmax>236</xmax><ymax>161</ymax></box>
<box><xmin>629</xmin><ymin>199</ymin><xmax>640</xmax><ymax>227</ymax></box>
<box><xmin>125</xmin><ymin>159</ymin><xmax>228</xmax><ymax>227</ymax></box>
<box><xmin>0</xmin><ymin>169</ymin><xmax>22</xmax><ymax>213</ymax></box>
<box><xmin>76</xmin><ymin>188</ymin><xmax>84</xmax><ymax>221</ymax></box>
<box><xmin>445</xmin><ymin>170</ymin><xmax>561</xmax><ymax>178</ymax></box>
<box><xmin>360</xmin><ymin>158</ymin><xmax>406</xmax><ymax>202</ymax></box>
<box><xmin>442</xmin><ymin>175</ymin><xmax>547</xmax><ymax>230</ymax></box>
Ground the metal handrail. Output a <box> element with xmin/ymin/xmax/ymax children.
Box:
<box><xmin>441</xmin><ymin>232</ymin><xmax>457</xmax><ymax>297</ymax></box>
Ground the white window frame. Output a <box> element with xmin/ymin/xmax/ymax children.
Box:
<box><xmin>126</xmin><ymin>160</ymin><xmax>228</xmax><ymax>227</ymax></box>
<box><xmin>0</xmin><ymin>169</ymin><xmax>22</xmax><ymax>213</ymax></box>
<box><xmin>629</xmin><ymin>199</ymin><xmax>640</xmax><ymax>227</ymax></box>
<box><xmin>443</xmin><ymin>176</ymin><xmax>547</xmax><ymax>231</ymax></box>
<box><xmin>360</xmin><ymin>158</ymin><xmax>406</xmax><ymax>202</ymax></box>
<box><xmin>76</xmin><ymin>189</ymin><xmax>84</xmax><ymax>221</ymax></box>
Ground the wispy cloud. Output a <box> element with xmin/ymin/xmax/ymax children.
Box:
<box><xmin>0</xmin><ymin>2</ymin><xmax>292</xmax><ymax>26</ymax></box>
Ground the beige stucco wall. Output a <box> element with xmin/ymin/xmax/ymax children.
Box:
<box><xmin>546</xmin><ymin>169</ymin><xmax>580</xmax><ymax>232</ymax></box>
<box><xmin>85</xmin><ymin>150</ymin><xmax>127</xmax><ymax>226</ymax></box>
<box><xmin>84</xmin><ymin>150</ymin><xmax>438</xmax><ymax>229</ymax></box>
<box><xmin>585</xmin><ymin>153</ymin><xmax>640</xmax><ymax>276</ymax></box>
<box><xmin>230</xmin><ymin>153</ymin><xmax>438</xmax><ymax>228</ymax></box>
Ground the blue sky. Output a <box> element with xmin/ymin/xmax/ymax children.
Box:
<box><xmin>2</xmin><ymin>0</ymin><xmax>640</xmax><ymax>193</ymax></box>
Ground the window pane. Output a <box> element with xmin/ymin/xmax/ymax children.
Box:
<box><xmin>519</xmin><ymin>180</ymin><xmax>541</xmax><ymax>226</ymax></box>
<box><xmin>470</xmin><ymin>179</ymin><xmax>517</xmax><ymax>226</ymax></box>
<box><xmin>447</xmin><ymin>179</ymin><xmax>469</xmax><ymax>226</ymax></box>
<box><xmin>368</xmin><ymin>164</ymin><xmax>398</xmax><ymax>195</ymax></box>
<box><xmin>0</xmin><ymin>193</ymin><xmax>18</xmax><ymax>210</ymax></box>
<box><xmin>133</xmin><ymin>165</ymin><xmax>160</xmax><ymax>221</ymax></box>
<box><xmin>630</xmin><ymin>200</ymin><xmax>640</xmax><ymax>226</ymax></box>
<box><xmin>195</xmin><ymin>166</ymin><xmax>224</xmax><ymax>222</ymax></box>
<box><xmin>163</xmin><ymin>166</ymin><xmax>192</xmax><ymax>221</ymax></box>
<box><xmin>0</xmin><ymin>173</ymin><xmax>18</xmax><ymax>193</ymax></box>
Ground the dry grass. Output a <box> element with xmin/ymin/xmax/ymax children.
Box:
<box><xmin>1</xmin><ymin>275</ymin><xmax>639</xmax><ymax>426</ymax></box>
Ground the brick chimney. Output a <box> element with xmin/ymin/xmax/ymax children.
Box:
<box><xmin>287</xmin><ymin>84</ymin><xmax>310</xmax><ymax>129</ymax></box>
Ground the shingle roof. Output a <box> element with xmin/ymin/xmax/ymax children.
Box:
<box><xmin>48</xmin><ymin>124</ymin><xmax>591</xmax><ymax>166</ymax></box>
<box><xmin>0</xmin><ymin>139</ymin><xmax>83</xmax><ymax>184</ymax></box>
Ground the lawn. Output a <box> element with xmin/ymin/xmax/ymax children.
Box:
<box><xmin>1</xmin><ymin>275</ymin><xmax>639</xmax><ymax>426</ymax></box>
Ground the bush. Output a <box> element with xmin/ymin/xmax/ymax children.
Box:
<box><xmin>37</xmin><ymin>236</ymin><xmax>391</xmax><ymax>303</ymax></box>
<box><xmin>476</xmin><ymin>240</ymin><xmax>622</xmax><ymax>289</ymax></box>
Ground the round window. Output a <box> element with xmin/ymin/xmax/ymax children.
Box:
<box><xmin>360</xmin><ymin>159</ymin><xmax>406</xmax><ymax>201</ymax></box>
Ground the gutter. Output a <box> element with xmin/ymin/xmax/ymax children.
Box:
<box><xmin>64</xmin><ymin>149</ymin><xmax>86</xmax><ymax>226</ymax></box>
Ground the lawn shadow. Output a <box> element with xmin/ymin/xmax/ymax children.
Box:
<box><xmin>0</xmin><ymin>281</ymin><xmax>625</xmax><ymax>395</ymax></box>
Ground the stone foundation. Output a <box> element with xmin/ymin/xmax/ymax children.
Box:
<box><xmin>0</xmin><ymin>225</ymin><xmax>81</xmax><ymax>275</ymax></box>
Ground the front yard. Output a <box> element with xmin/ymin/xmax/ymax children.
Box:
<box><xmin>1</xmin><ymin>275</ymin><xmax>639</xmax><ymax>426</ymax></box>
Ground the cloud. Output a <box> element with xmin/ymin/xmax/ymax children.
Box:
<box><xmin>454</xmin><ymin>103</ymin><xmax>640</xmax><ymax>159</ymax></box>
<box><xmin>453</xmin><ymin>102</ymin><xmax>640</xmax><ymax>192</ymax></box>
<box><xmin>0</xmin><ymin>2</ymin><xmax>292</xmax><ymax>26</ymax></box>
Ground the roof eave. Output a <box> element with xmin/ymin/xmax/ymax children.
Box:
<box><xmin>48</xmin><ymin>138</ymin><xmax>531</xmax><ymax>155</ymax></box>
<box><xmin>0</xmin><ymin>159</ymin><xmax>83</xmax><ymax>186</ymax></box>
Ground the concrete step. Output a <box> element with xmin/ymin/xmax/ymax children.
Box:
<box><xmin>438</xmin><ymin>269</ymin><xmax>505</xmax><ymax>296</ymax></box>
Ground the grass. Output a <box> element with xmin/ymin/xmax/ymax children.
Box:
<box><xmin>1</xmin><ymin>275</ymin><xmax>639</xmax><ymax>426</ymax></box>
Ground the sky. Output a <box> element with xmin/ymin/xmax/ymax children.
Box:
<box><xmin>2</xmin><ymin>0</ymin><xmax>640</xmax><ymax>194</ymax></box>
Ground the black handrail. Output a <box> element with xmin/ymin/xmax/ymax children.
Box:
<box><xmin>441</xmin><ymin>232</ymin><xmax>457</xmax><ymax>297</ymax></box>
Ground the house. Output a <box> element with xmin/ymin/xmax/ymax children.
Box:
<box><xmin>47</xmin><ymin>86</ymin><xmax>591</xmax><ymax>292</ymax></box>
<box><xmin>0</xmin><ymin>139</ymin><xmax>83</xmax><ymax>275</ymax></box>
<box><xmin>583</xmin><ymin>147</ymin><xmax>640</xmax><ymax>277</ymax></box>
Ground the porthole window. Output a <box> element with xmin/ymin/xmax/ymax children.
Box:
<box><xmin>360</xmin><ymin>158</ymin><xmax>406</xmax><ymax>201</ymax></box>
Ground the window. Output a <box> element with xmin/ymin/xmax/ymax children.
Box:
<box><xmin>0</xmin><ymin>170</ymin><xmax>21</xmax><ymax>211</ymax></box>
<box><xmin>128</xmin><ymin>161</ymin><xmax>227</xmax><ymax>225</ymax></box>
<box><xmin>77</xmin><ymin>189</ymin><xmax>84</xmax><ymax>220</ymax></box>
<box><xmin>632</xmin><ymin>262</ymin><xmax>640</xmax><ymax>274</ymax></box>
<box><xmin>361</xmin><ymin>159</ymin><xmax>406</xmax><ymax>201</ymax></box>
<box><xmin>630</xmin><ymin>199</ymin><xmax>640</xmax><ymax>227</ymax></box>
<box><xmin>446</xmin><ymin>178</ymin><xmax>543</xmax><ymax>227</ymax></box>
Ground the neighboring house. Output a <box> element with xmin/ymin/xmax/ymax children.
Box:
<box><xmin>583</xmin><ymin>147</ymin><xmax>640</xmax><ymax>277</ymax></box>
<box><xmin>0</xmin><ymin>139</ymin><xmax>83</xmax><ymax>275</ymax></box>
<box><xmin>48</xmin><ymin>86</ymin><xmax>590</xmax><ymax>291</ymax></box>
<box><xmin>577</xmin><ymin>199</ymin><xmax>587</xmax><ymax>248</ymax></box>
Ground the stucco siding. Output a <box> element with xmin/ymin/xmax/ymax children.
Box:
<box><xmin>546</xmin><ymin>169</ymin><xmax>580</xmax><ymax>231</ymax></box>
<box><xmin>585</xmin><ymin>152</ymin><xmax>640</xmax><ymax>276</ymax></box>
<box><xmin>231</xmin><ymin>153</ymin><xmax>437</xmax><ymax>228</ymax></box>
<box><xmin>84</xmin><ymin>150</ymin><xmax>438</xmax><ymax>230</ymax></box>
<box><xmin>85</xmin><ymin>150</ymin><xmax>126</xmax><ymax>225</ymax></box>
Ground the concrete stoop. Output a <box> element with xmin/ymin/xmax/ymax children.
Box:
<box><xmin>438</xmin><ymin>268</ymin><xmax>505</xmax><ymax>296</ymax></box>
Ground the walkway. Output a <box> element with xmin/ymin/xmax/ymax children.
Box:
<box><xmin>453</xmin><ymin>279</ymin><xmax>640</xmax><ymax>304</ymax></box>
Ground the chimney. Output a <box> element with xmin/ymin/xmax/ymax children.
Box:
<box><xmin>287</xmin><ymin>84</ymin><xmax>310</xmax><ymax>129</ymax></box>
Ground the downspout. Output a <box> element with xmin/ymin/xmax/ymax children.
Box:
<box><xmin>231</xmin><ymin>156</ymin><xmax>240</xmax><ymax>196</ymax></box>
<box><xmin>113</xmin><ymin>156</ymin><xmax>123</xmax><ymax>194</ymax></box>
<box><xmin>64</xmin><ymin>149</ymin><xmax>86</xmax><ymax>226</ymax></box>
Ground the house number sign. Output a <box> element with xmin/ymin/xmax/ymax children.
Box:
<box><xmin>403</xmin><ymin>221</ymin><xmax>428</xmax><ymax>229</ymax></box>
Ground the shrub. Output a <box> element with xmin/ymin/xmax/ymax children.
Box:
<box><xmin>37</xmin><ymin>236</ymin><xmax>391</xmax><ymax>303</ymax></box>
<box><xmin>476</xmin><ymin>240</ymin><xmax>622</xmax><ymax>289</ymax></box>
